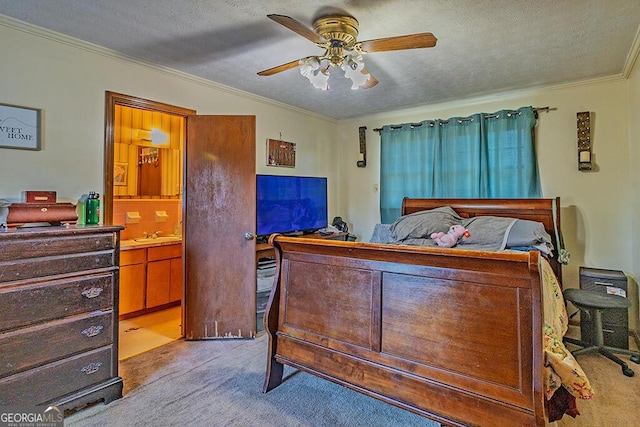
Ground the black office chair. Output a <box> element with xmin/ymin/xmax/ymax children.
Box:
<box><xmin>563</xmin><ymin>288</ymin><xmax>640</xmax><ymax>377</ymax></box>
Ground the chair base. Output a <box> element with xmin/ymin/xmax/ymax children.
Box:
<box><xmin>564</xmin><ymin>337</ymin><xmax>640</xmax><ymax>377</ymax></box>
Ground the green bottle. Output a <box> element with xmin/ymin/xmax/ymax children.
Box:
<box><xmin>86</xmin><ymin>191</ymin><xmax>100</xmax><ymax>225</ymax></box>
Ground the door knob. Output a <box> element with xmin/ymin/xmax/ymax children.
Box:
<box><xmin>244</xmin><ymin>232</ymin><xmax>256</xmax><ymax>241</ymax></box>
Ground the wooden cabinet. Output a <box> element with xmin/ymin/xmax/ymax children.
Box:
<box><xmin>119</xmin><ymin>248</ymin><xmax>146</xmax><ymax>314</ymax></box>
<box><xmin>147</xmin><ymin>244</ymin><xmax>181</xmax><ymax>308</ymax></box>
<box><xmin>170</xmin><ymin>257</ymin><xmax>183</xmax><ymax>302</ymax></box>
<box><xmin>0</xmin><ymin>225</ymin><xmax>123</xmax><ymax>409</ymax></box>
<box><xmin>119</xmin><ymin>242</ymin><xmax>182</xmax><ymax>318</ymax></box>
<box><xmin>147</xmin><ymin>259</ymin><xmax>171</xmax><ymax>307</ymax></box>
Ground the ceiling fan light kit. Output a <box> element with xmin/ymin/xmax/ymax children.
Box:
<box><xmin>258</xmin><ymin>14</ymin><xmax>437</xmax><ymax>91</ymax></box>
<box><xmin>299</xmin><ymin>57</ymin><xmax>330</xmax><ymax>90</ymax></box>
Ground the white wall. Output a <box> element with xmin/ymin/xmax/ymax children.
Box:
<box><xmin>2</xmin><ymin>17</ymin><xmax>639</xmax><ymax>328</ymax></box>
<box><xmin>0</xmin><ymin>20</ymin><xmax>341</xmax><ymax>218</ymax></box>
<box><xmin>336</xmin><ymin>78</ymin><xmax>636</xmax><ymax>298</ymax></box>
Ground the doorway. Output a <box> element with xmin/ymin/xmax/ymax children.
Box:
<box><xmin>104</xmin><ymin>92</ymin><xmax>195</xmax><ymax>358</ymax></box>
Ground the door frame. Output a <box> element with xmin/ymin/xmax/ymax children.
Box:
<box><xmin>103</xmin><ymin>92</ymin><xmax>196</xmax><ymax>224</ymax></box>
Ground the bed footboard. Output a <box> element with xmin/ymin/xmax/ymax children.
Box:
<box><xmin>263</xmin><ymin>236</ymin><xmax>546</xmax><ymax>427</ymax></box>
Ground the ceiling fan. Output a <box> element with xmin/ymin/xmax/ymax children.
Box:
<box><xmin>257</xmin><ymin>14</ymin><xmax>437</xmax><ymax>90</ymax></box>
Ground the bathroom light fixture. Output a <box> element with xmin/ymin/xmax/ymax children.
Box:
<box><xmin>149</xmin><ymin>128</ymin><xmax>168</xmax><ymax>145</ymax></box>
<box><xmin>136</xmin><ymin>128</ymin><xmax>168</xmax><ymax>145</ymax></box>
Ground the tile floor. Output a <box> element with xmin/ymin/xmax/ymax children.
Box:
<box><xmin>118</xmin><ymin>306</ymin><xmax>182</xmax><ymax>360</ymax></box>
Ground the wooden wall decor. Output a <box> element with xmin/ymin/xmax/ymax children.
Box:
<box><xmin>267</xmin><ymin>138</ymin><xmax>296</xmax><ymax>167</ymax></box>
<box><xmin>577</xmin><ymin>111</ymin><xmax>592</xmax><ymax>171</ymax></box>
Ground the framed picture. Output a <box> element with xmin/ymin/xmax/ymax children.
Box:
<box><xmin>0</xmin><ymin>103</ymin><xmax>41</xmax><ymax>150</ymax></box>
<box><xmin>114</xmin><ymin>162</ymin><xmax>128</xmax><ymax>186</ymax></box>
<box><xmin>267</xmin><ymin>138</ymin><xmax>296</xmax><ymax>167</ymax></box>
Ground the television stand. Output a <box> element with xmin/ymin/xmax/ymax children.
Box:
<box><xmin>256</xmin><ymin>232</ymin><xmax>348</xmax><ymax>261</ymax></box>
<box><xmin>255</xmin><ymin>231</ymin><xmax>349</xmax><ymax>334</ymax></box>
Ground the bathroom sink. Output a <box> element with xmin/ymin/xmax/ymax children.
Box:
<box><xmin>133</xmin><ymin>236</ymin><xmax>182</xmax><ymax>243</ymax></box>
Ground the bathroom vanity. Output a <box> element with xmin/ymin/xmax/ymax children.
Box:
<box><xmin>119</xmin><ymin>237</ymin><xmax>182</xmax><ymax>318</ymax></box>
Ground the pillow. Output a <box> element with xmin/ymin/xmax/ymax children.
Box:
<box><xmin>505</xmin><ymin>219</ymin><xmax>554</xmax><ymax>254</ymax></box>
<box><xmin>389</xmin><ymin>206</ymin><xmax>463</xmax><ymax>241</ymax></box>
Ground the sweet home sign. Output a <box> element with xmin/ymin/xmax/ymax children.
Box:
<box><xmin>0</xmin><ymin>103</ymin><xmax>41</xmax><ymax>150</ymax></box>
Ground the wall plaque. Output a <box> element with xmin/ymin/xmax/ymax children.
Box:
<box><xmin>0</xmin><ymin>103</ymin><xmax>41</xmax><ymax>150</ymax></box>
<box><xmin>267</xmin><ymin>138</ymin><xmax>296</xmax><ymax>167</ymax></box>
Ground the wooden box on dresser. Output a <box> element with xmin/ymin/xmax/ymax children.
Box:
<box><xmin>0</xmin><ymin>225</ymin><xmax>124</xmax><ymax>410</ymax></box>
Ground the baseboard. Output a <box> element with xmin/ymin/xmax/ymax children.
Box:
<box><xmin>630</xmin><ymin>329</ymin><xmax>640</xmax><ymax>350</ymax></box>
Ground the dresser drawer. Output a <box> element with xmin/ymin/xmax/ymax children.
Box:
<box><xmin>0</xmin><ymin>346</ymin><xmax>114</xmax><ymax>405</ymax></box>
<box><xmin>0</xmin><ymin>311</ymin><xmax>113</xmax><ymax>378</ymax></box>
<box><xmin>120</xmin><ymin>248</ymin><xmax>146</xmax><ymax>266</ymax></box>
<box><xmin>0</xmin><ymin>273</ymin><xmax>114</xmax><ymax>331</ymax></box>
<box><xmin>579</xmin><ymin>267</ymin><xmax>627</xmax><ymax>293</ymax></box>
<box><xmin>0</xmin><ymin>234</ymin><xmax>115</xmax><ymax>262</ymax></box>
<box><xmin>0</xmin><ymin>251</ymin><xmax>116</xmax><ymax>284</ymax></box>
<box><xmin>148</xmin><ymin>244</ymin><xmax>181</xmax><ymax>261</ymax></box>
<box><xmin>579</xmin><ymin>266</ymin><xmax>629</xmax><ymax>348</ymax></box>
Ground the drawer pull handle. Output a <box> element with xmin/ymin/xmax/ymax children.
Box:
<box><xmin>81</xmin><ymin>287</ymin><xmax>103</xmax><ymax>299</ymax></box>
<box><xmin>594</xmin><ymin>281</ymin><xmax>614</xmax><ymax>286</ymax></box>
<box><xmin>81</xmin><ymin>362</ymin><xmax>102</xmax><ymax>375</ymax></box>
<box><xmin>81</xmin><ymin>325</ymin><xmax>104</xmax><ymax>337</ymax></box>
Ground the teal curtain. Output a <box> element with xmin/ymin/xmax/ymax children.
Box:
<box><xmin>380</xmin><ymin>106</ymin><xmax>540</xmax><ymax>223</ymax></box>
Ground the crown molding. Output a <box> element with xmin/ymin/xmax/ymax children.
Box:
<box><xmin>622</xmin><ymin>23</ymin><xmax>640</xmax><ymax>78</ymax></box>
<box><xmin>2</xmin><ymin>14</ymin><xmax>636</xmax><ymax>125</ymax></box>
<box><xmin>340</xmin><ymin>73</ymin><xmax>627</xmax><ymax>125</ymax></box>
<box><xmin>0</xmin><ymin>15</ymin><xmax>337</xmax><ymax>123</ymax></box>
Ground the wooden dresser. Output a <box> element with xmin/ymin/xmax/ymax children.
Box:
<box><xmin>0</xmin><ymin>225</ymin><xmax>124</xmax><ymax>409</ymax></box>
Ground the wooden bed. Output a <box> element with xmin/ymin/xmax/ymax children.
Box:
<box><xmin>262</xmin><ymin>198</ymin><xmax>565</xmax><ymax>426</ymax></box>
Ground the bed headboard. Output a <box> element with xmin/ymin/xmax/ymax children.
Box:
<box><xmin>401</xmin><ymin>197</ymin><xmax>563</xmax><ymax>281</ymax></box>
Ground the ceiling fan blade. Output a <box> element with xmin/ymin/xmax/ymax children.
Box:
<box><xmin>358</xmin><ymin>32</ymin><xmax>437</xmax><ymax>53</ymax></box>
<box><xmin>267</xmin><ymin>14</ymin><xmax>327</xmax><ymax>45</ymax></box>
<box><xmin>257</xmin><ymin>59</ymin><xmax>302</xmax><ymax>76</ymax></box>
<box><xmin>362</xmin><ymin>68</ymin><xmax>379</xmax><ymax>89</ymax></box>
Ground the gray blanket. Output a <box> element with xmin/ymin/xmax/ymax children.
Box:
<box><xmin>371</xmin><ymin>214</ymin><xmax>519</xmax><ymax>252</ymax></box>
<box><xmin>371</xmin><ymin>205</ymin><xmax>554</xmax><ymax>253</ymax></box>
<box><xmin>457</xmin><ymin>216</ymin><xmax>517</xmax><ymax>251</ymax></box>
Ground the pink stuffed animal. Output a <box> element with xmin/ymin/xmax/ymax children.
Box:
<box><xmin>430</xmin><ymin>225</ymin><xmax>470</xmax><ymax>248</ymax></box>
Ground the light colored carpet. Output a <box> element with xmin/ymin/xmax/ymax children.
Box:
<box><xmin>555</xmin><ymin>325</ymin><xmax>640</xmax><ymax>427</ymax></box>
<box><xmin>66</xmin><ymin>335</ymin><xmax>439</xmax><ymax>427</ymax></box>
<box><xmin>68</xmin><ymin>322</ymin><xmax>639</xmax><ymax>426</ymax></box>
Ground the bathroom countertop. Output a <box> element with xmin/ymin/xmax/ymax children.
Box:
<box><xmin>120</xmin><ymin>235</ymin><xmax>182</xmax><ymax>250</ymax></box>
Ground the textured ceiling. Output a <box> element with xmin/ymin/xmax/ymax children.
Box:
<box><xmin>1</xmin><ymin>1</ymin><xmax>639</xmax><ymax>120</ymax></box>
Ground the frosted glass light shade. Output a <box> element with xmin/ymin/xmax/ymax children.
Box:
<box><xmin>342</xmin><ymin>54</ymin><xmax>370</xmax><ymax>90</ymax></box>
<box><xmin>299</xmin><ymin>57</ymin><xmax>329</xmax><ymax>90</ymax></box>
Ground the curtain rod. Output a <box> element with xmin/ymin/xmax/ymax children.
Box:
<box><xmin>372</xmin><ymin>106</ymin><xmax>554</xmax><ymax>133</ymax></box>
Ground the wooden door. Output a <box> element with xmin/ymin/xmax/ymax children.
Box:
<box><xmin>184</xmin><ymin>115</ymin><xmax>256</xmax><ymax>339</ymax></box>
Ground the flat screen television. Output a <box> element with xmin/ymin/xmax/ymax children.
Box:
<box><xmin>256</xmin><ymin>174</ymin><xmax>328</xmax><ymax>237</ymax></box>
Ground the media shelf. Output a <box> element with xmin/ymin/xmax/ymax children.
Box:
<box><xmin>255</xmin><ymin>232</ymin><xmax>348</xmax><ymax>333</ymax></box>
